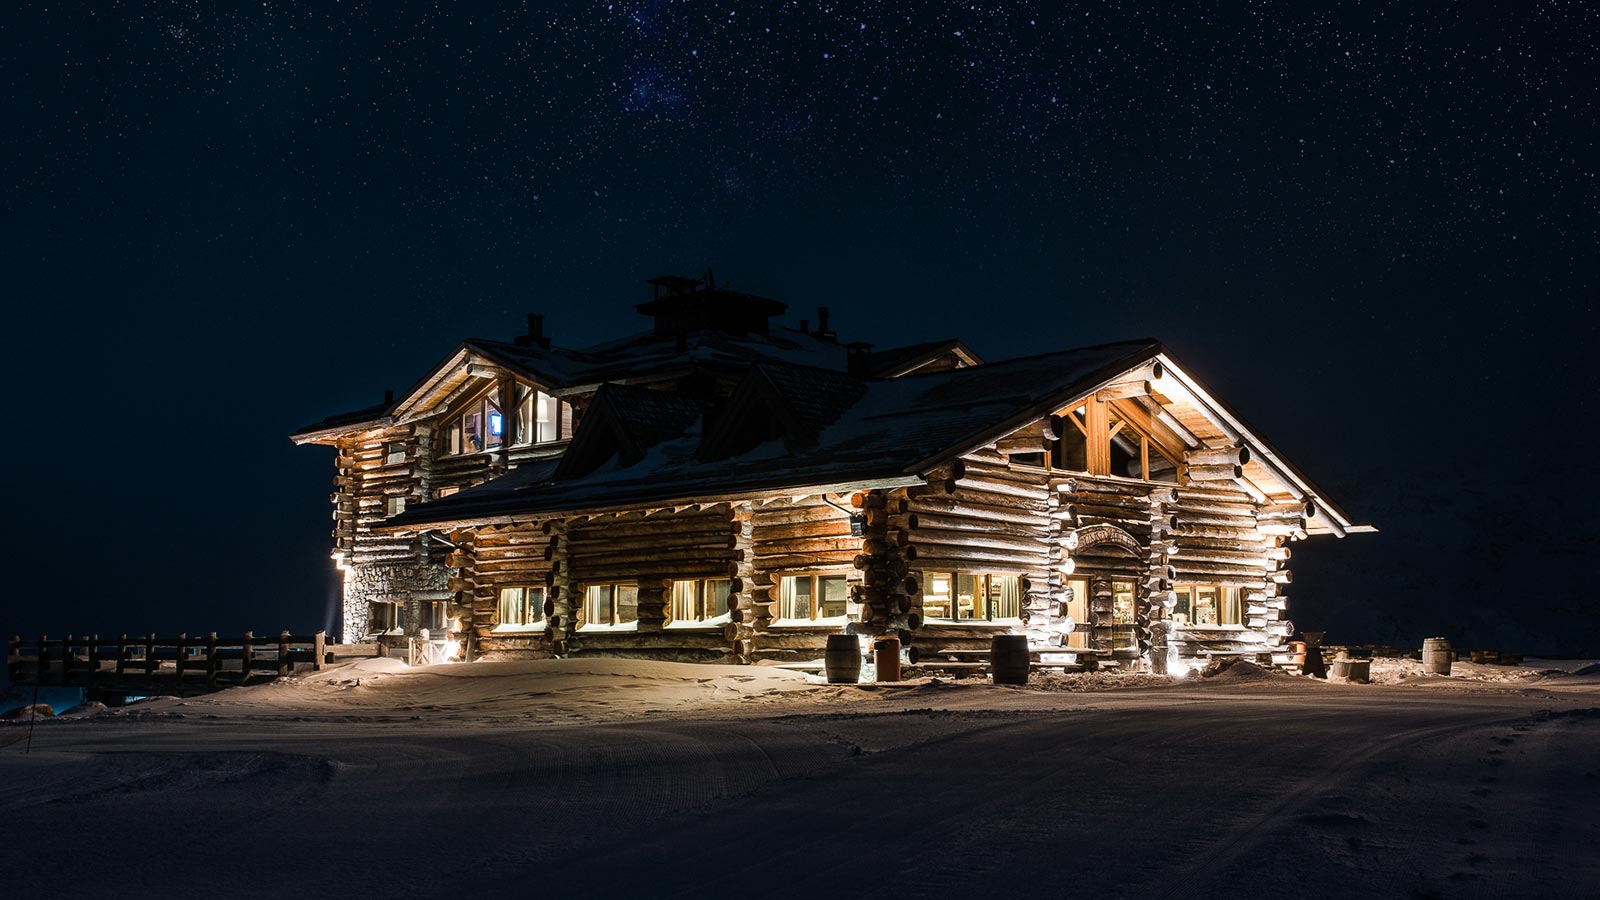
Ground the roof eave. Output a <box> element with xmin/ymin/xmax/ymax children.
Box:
<box><xmin>377</xmin><ymin>472</ymin><xmax>926</xmax><ymax>534</ymax></box>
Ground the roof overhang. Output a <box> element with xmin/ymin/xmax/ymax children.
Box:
<box><xmin>377</xmin><ymin>473</ymin><xmax>925</xmax><ymax>535</ymax></box>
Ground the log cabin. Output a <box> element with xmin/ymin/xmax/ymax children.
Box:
<box><xmin>292</xmin><ymin>273</ymin><xmax>1370</xmax><ymax>671</ymax></box>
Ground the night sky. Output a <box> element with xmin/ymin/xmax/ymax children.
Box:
<box><xmin>3</xmin><ymin>3</ymin><xmax>1595</xmax><ymax>656</ymax></box>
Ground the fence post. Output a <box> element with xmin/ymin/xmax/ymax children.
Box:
<box><xmin>174</xmin><ymin>633</ymin><xmax>187</xmax><ymax>685</ymax></box>
<box><xmin>7</xmin><ymin>635</ymin><xmax>19</xmax><ymax>685</ymax></box>
<box><xmin>277</xmin><ymin>631</ymin><xmax>291</xmax><ymax>678</ymax></box>
<box><xmin>116</xmin><ymin>634</ymin><xmax>128</xmax><ymax>678</ymax></box>
<box><xmin>206</xmin><ymin>632</ymin><xmax>219</xmax><ymax>687</ymax></box>
<box><xmin>145</xmin><ymin>633</ymin><xmax>157</xmax><ymax>682</ymax></box>
<box><xmin>313</xmin><ymin>631</ymin><xmax>326</xmax><ymax>671</ymax></box>
<box><xmin>240</xmin><ymin>631</ymin><xmax>254</xmax><ymax>685</ymax></box>
<box><xmin>38</xmin><ymin>635</ymin><xmax>49</xmax><ymax>684</ymax></box>
<box><xmin>62</xmin><ymin>634</ymin><xmax>73</xmax><ymax>682</ymax></box>
<box><xmin>88</xmin><ymin>633</ymin><xmax>100</xmax><ymax>684</ymax></box>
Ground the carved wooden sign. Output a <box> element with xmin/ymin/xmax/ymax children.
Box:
<box><xmin>1071</xmin><ymin>523</ymin><xmax>1142</xmax><ymax>555</ymax></box>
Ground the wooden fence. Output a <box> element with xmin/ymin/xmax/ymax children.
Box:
<box><xmin>7</xmin><ymin>631</ymin><xmax>327</xmax><ymax>696</ymax></box>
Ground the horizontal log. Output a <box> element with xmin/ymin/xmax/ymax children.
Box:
<box><xmin>910</xmin><ymin>528</ymin><xmax>1050</xmax><ymax>554</ymax></box>
<box><xmin>911</xmin><ymin>496</ymin><xmax>1050</xmax><ymax>527</ymax></box>
<box><xmin>1185</xmin><ymin>446</ymin><xmax>1250</xmax><ymax>467</ymax></box>
<box><xmin>952</xmin><ymin>475</ymin><xmax>1051</xmax><ymax>502</ymax></box>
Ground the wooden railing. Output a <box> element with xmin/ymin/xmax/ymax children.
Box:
<box><xmin>7</xmin><ymin>631</ymin><xmax>327</xmax><ymax>695</ymax></box>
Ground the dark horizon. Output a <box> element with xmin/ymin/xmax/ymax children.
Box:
<box><xmin>3</xmin><ymin>3</ymin><xmax>1595</xmax><ymax>657</ymax></box>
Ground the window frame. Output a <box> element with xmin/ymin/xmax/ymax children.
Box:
<box><xmin>1169</xmin><ymin>583</ymin><xmax>1243</xmax><ymax>628</ymax></box>
<box><xmin>920</xmin><ymin>571</ymin><xmax>1023</xmax><ymax>623</ymax></box>
<box><xmin>667</xmin><ymin>578</ymin><xmax>732</xmax><ymax>628</ymax></box>
<box><xmin>368</xmin><ymin>600</ymin><xmax>403</xmax><ymax>636</ymax></box>
<box><xmin>384</xmin><ymin>496</ymin><xmax>407</xmax><ymax>517</ymax></box>
<box><xmin>580</xmin><ymin>582</ymin><xmax>639</xmax><ymax>631</ymax></box>
<box><xmin>493</xmin><ymin>584</ymin><xmax>547</xmax><ymax>633</ymax></box>
<box><xmin>775</xmin><ymin>573</ymin><xmax>851</xmax><ymax>625</ymax></box>
<box><xmin>444</xmin><ymin>383</ymin><xmax>575</xmax><ymax>457</ymax></box>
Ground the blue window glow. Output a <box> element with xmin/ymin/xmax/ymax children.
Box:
<box><xmin>488</xmin><ymin>412</ymin><xmax>503</xmax><ymax>436</ymax></box>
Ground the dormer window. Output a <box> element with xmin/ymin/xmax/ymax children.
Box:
<box><xmin>443</xmin><ymin>395</ymin><xmax>503</xmax><ymax>456</ymax></box>
<box><xmin>514</xmin><ymin>385</ymin><xmax>572</xmax><ymax>445</ymax></box>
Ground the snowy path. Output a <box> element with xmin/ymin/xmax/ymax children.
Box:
<box><xmin>1</xmin><ymin>669</ymin><xmax>1596</xmax><ymax>899</ymax></box>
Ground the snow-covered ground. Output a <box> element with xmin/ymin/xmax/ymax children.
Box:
<box><xmin>3</xmin><ymin>658</ymin><xmax>1597</xmax><ymax>898</ymax></box>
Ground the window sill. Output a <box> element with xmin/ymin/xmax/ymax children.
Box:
<box><xmin>491</xmin><ymin>624</ymin><xmax>547</xmax><ymax>634</ymax></box>
<box><xmin>769</xmin><ymin>618</ymin><xmax>850</xmax><ymax>630</ymax></box>
<box><xmin>577</xmin><ymin>622</ymin><xmax>639</xmax><ymax>634</ymax></box>
<box><xmin>666</xmin><ymin>614</ymin><xmax>731</xmax><ymax>631</ymax></box>
<box><xmin>921</xmin><ymin>618</ymin><xmax>1024</xmax><ymax>628</ymax></box>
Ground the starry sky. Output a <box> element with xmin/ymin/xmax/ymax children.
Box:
<box><xmin>2</xmin><ymin>2</ymin><xmax>1596</xmax><ymax>656</ymax></box>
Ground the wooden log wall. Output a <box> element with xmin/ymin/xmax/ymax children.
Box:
<box><xmin>746</xmin><ymin>496</ymin><xmax>862</xmax><ymax>662</ymax></box>
<box><xmin>460</xmin><ymin>522</ymin><xmax>553</xmax><ymax>657</ymax></box>
<box><xmin>726</xmin><ymin>503</ymin><xmax>760</xmax><ymax>663</ymax></box>
<box><xmin>905</xmin><ymin>439</ymin><xmax>1053</xmax><ymax>653</ymax></box>
<box><xmin>1049</xmin><ymin>475</ymin><xmax>1168</xmax><ymax>658</ymax></box>
<box><xmin>749</xmin><ymin>497</ymin><xmax>859</xmax><ymax>573</ymax></box>
<box><xmin>559</xmin><ymin>506</ymin><xmax>741</xmax><ymax>662</ymax></box>
<box><xmin>852</xmin><ymin>488</ymin><xmax>917</xmax><ymax>642</ymax></box>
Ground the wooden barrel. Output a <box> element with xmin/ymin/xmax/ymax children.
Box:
<box><xmin>824</xmin><ymin>634</ymin><xmax>861</xmax><ymax>684</ymax></box>
<box><xmin>1331</xmin><ymin>657</ymin><xmax>1371</xmax><ymax>683</ymax></box>
<box><xmin>991</xmin><ymin>635</ymin><xmax>1030</xmax><ymax>685</ymax></box>
<box><xmin>874</xmin><ymin>637</ymin><xmax>901</xmax><ymax>683</ymax></box>
<box><xmin>1422</xmin><ymin>637</ymin><xmax>1452</xmax><ymax>676</ymax></box>
<box><xmin>1286</xmin><ymin>640</ymin><xmax>1308</xmax><ymax>666</ymax></box>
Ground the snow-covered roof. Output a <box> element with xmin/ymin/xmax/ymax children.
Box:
<box><xmin>382</xmin><ymin>339</ymin><xmax>1161</xmax><ymax>529</ymax></box>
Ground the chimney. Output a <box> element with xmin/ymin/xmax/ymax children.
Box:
<box><xmin>815</xmin><ymin>306</ymin><xmax>835</xmax><ymax>342</ymax></box>
<box><xmin>515</xmin><ymin>312</ymin><xmax>551</xmax><ymax>349</ymax></box>
<box><xmin>845</xmin><ymin>342</ymin><xmax>874</xmax><ymax>377</ymax></box>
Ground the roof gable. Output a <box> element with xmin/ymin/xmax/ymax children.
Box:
<box><xmin>554</xmin><ymin>384</ymin><xmax>702</xmax><ymax>479</ymax></box>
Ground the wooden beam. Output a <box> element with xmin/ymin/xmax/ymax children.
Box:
<box><xmin>1109</xmin><ymin>397</ymin><xmax>1191</xmax><ymax>465</ymax></box>
<box><xmin>1095</xmin><ymin>380</ymin><xmax>1154</xmax><ymax>402</ymax></box>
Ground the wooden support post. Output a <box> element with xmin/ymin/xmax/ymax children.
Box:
<box><xmin>1085</xmin><ymin>399</ymin><xmax>1110</xmax><ymax>476</ymax></box>
<box><xmin>37</xmin><ymin>635</ymin><xmax>50</xmax><ymax>684</ymax></box>
<box><xmin>206</xmin><ymin>632</ymin><xmax>219</xmax><ymax>687</ymax></box>
<box><xmin>240</xmin><ymin>631</ymin><xmax>254</xmax><ymax>685</ymax></box>
<box><xmin>61</xmin><ymin>635</ymin><xmax>73</xmax><ymax>682</ymax></box>
<box><xmin>145</xmin><ymin>633</ymin><xmax>156</xmax><ymax>681</ymax></box>
<box><xmin>277</xmin><ymin>631</ymin><xmax>291</xmax><ymax>678</ymax></box>
<box><xmin>174</xmin><ymin>633</ymin><xmax>187</xmax><ymax>683</ymax></box>
<box><xmin>88</xmin><ymin>634</ymin><xmax>100</xmax><ymax>683</ymax></box>
<box><xmin>313</xmin><ymin>631</ymin><xmax>327</xmax><ymax>670</ymax></box>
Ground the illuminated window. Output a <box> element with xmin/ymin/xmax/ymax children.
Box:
<box><xmin>1170</xmin><ymin>584</ymin><xmax>1242</xmax><ymax>627</ymax></box>
<box><xmin>384</xmin><ymin>441</ymin><xmax>406</xmax><ymax>465</ymax></box>
<box><xmin>424</xmin><ymin>600</ymin><xmax>448</xmax><ymax>632</ymax></box>
<box><xmin>368</xmin><ymin>601</ymin><xmax>402</xmax><ymax>635</ymax></box>
<box><xmin>669</xmin><ymin>578</ymin><xmax>731</xmax><ymax>624</ymax></box>
<box><xmin>495</xmin><ymin>585</ymin><xmax>546</xmax><ymax>631</ymax></box>
<box><xmin>582</xmin><ymin>583</ymin><xmax>638</xmax><ymax>628</ymax></box>
<box><xmin>514</xmin><ymin>385</ymin><xmax>574</xmax><ymax>445</ymax></box>
<box><xmin>384</xmin><ymin>496</ymin><xmax>407</xmax><ymax>517</ymax></box>
<box><xmin>444</xmin><ymin>394</ymin><xmax>504</xmax><ymax>455</ymax></box>
<box><xmin>920</xmin><ymin>572</ymin><xmax>1021</xmax><ymax>621</ymax></box>
<box><xmin>435</xmin><ymin>485</ymin><xmax>459</xmax><ymax>499</ymax></box>
<box><xmin>778</xmin><ymin>574</ymin><xmax>849</xmax><ymax>622</ymax></box>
